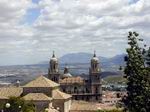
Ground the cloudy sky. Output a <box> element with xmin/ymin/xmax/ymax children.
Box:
<box><xmin>0</xmin><ymin>0</ymin><xmax>150</xmax><ymax>65</ymax></box>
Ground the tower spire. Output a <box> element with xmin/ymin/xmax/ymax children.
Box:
<box><xmin>48</xmin><ymin>50</ymin><xmax>60</xmax><ymax>82</ymax></box>
<box><xmin>93</xmin><ymin>50</ymin><xmax>96</xmax><ymax>57</ymax></box>
<box><xmin>52</xmin><ymin>51</ymin><xmax>55</xmax><ymax>58</ymax></box>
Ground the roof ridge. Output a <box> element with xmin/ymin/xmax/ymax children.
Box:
<box><xmin>56</xmin><ymin>90</ymin><xmax>64</xmax><ymax>98</ymax></box>
<box><xmin>53</xmin><ymin>90</ymin><xmax>71</xmax><ymax>99</ymax></box>
<box><xmin>43</xmin><ymin>76</ymin><xmax>58</xmax><ymax>85</ymax></box>
<box><xmin>23</xmin><ymin>92</ymin><xmax>52</xmax><ymax>101</ymax></box>
<box><xmin>23</xmin><ymin>75</ymin><xmax>59</xmax><ymax>87</ymax></box>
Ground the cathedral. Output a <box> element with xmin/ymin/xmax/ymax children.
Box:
<box><xmin>48</xmin><ymin>52</ymin><xmax>102</xmax><ymax>102</ymax></box>
<box><xmin>0</xmin><ymin>52</ymin><xmax>102</xmax><ymax>112</ymax></box>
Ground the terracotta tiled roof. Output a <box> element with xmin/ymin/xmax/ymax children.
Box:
<box><xmin>0</xmin><ymin>87</ymin><xmax>23</xmax><ymax>99</ymax></box>
<box><xmin>0</xmin><ymin>96</ymin><xmax>9</xmax><ymax>99</ymax></box>
<box><xmin>70</xmin><ymin>101</ymin><xmax>98</xmax><ymax>111</ymax></box>
<box><xmin>71</xmin><ymin>101</ymin><xmax>118</xmax><ymax>111</ymax></box>
<box><xmin>53</xmin><ymin>90</ymin><xmax>71</xmax><ymax>99</ymax></box>
<box><xmin>23</xmin><ymin>93</ymin><xmax>52</xmax><ymax>101</ymax></box>
<box><xmin>60</xmin><ymin>76</ymin><xmax>84</xmax><ymax>85</ymax></box>
<box><xmin>23</xmin><ymin>75</ymin><xmax>59</xmax><ymax>88</ymax></box>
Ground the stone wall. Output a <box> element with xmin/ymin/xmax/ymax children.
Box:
<box><xmin>28</xmin><ymin>100</ymin><xmax>52</xmax><ymax>112</ymax></box>
<box><xmin>64</xmin><ymin>99</ymin><xmax>71</xmax><ymax>112</ymax></box>
<box><xmin>52</xmin><ymin>99</ymin><xmax>71</xmax><ymax>112</ymax></box>
<box><xmin>60</xmin><ymin>85</ymin><xmax>90</xmax><ymax>94</ymax></box>
<box><xmin>23</xmin><ymin>87</ymin><xmax>53</xmax><ymax>97</ymax></box>
<box><xmin>53</xmin><ymin>99</ymin><xmax>64</xmax><ymax>112</ymax></box>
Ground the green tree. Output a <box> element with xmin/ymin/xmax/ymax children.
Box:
<box><xmin>123</xmin><ymin>32</ymin><xmax>150</xmax><ymax>112</ymax></box>
<box><xmin>97</xmin><ymin>109</ymin><xmax>123</xmax><ymax>112</ymax></box>
<box><xmin>22</xmin><ymin>101</ymin><xmax>35</xmax><ymax>112</ymax></box>
<box><xmin>145</xmin><ymin>47</ymin><xmax>150</xmax><ymax>67</ymax></box>
<box><xmin>3</xmin><ymin>97</ymin><xmax>35</xmax><ymax>112</ymax></box>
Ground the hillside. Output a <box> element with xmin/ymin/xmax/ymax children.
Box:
<box><xmin>103</xmin><ymin>75</ymin><xmax>127</xmax><ymax>84</ymax></box>
<box><xmin>0</xmin><ymin>52</ymin><xmax>126</xmax><ymax>85</ymax></box>
<box><xmin>39</xmin><ymin>52</ymin><xmax>126</xmax><ymax>71</ymax></box>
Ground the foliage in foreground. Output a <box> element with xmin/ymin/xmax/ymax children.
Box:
<box><xmin>123</xmin><ymin>32</ymin><xmax>150</xmax><ymax>112</ymax></box>
<box><xmin>2</xmin><ymin>97</ymin><xmax>35</xmax><ymax>112</ymax></box>
<box><xmin>97</xmin><ymin>109</ymin><xmax>123</xmax><ymax>112</ymax></box>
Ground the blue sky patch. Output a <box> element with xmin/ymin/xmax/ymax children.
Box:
<box><xmin>129</xmin><ymin>0</ymin><xmax>139</xmax><ymax>4</ymax></box>
<box><xmin>24</xmin><ymin>8</ymin><xmax>41</xmax><ymax>25</ymax></box>
<box><xmin>23</xmin><ymin>0</ymin><xmax>41</xmax><ymax>25</ymax></box>
<box><xmin>32</xmin><ymin>0</ymin><xmax>41</xmax><ymax>4</ymax></box>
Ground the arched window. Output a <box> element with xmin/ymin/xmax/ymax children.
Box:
<box><xmin>86</xmin><ymin>88</ymin><xmax>89</xmax><ymax>93</ymax></box>
<box><xmin>75</xmin><ymin>96</ymin><xmax>77</xmax><ymax>100</ymax></box>
<box><xmin>54</xmin><ymin>64</ymin><xmax>55</xmax><ymax>70</ymax></box>
<box><xmin>96</xmin><ymin>96</ymin><xmax>98</xmax><ymax>100</ymax></box>
<box><xmin>74</xmin><ymin>87</ymin><xmax>78</xmax><ymax>93</ymax></box>
<box><xmin>63</xmin><ymin>88</ymin><xmax>66</xmax><ymax>92</ymax></box>
<box><xmin>53</xmin><ymin>76</ymin><xmax>57</xmax><ymax>82</ymax></box>
<box><xmin>95</xmin><ymin>87</ymin><xmax>98</xmax><ymax>94</ymax></box>
<box><xmin>52</xmin><ymin>77</ymin><xmax>54</xmax><ymax>81</ymax></box>
<box><xmin>82</xmin><ymin>96</ymin><xmax>84</xmax><ymax>100</ymax></box>
<box><xmin>92</xmin><ymin>64</ymin><xmax>93</xmax><ymax>71</ymax></box>
<box><xmin>82</xmin><ymin>89</ymin><xmax>85</xmax><ymax>94</ymax></box>
<box><xmin>86</xmin><ymin>96</ymin><xmax>89</xmax><ymax>101</ymax></box>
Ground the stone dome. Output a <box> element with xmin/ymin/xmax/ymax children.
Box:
<box><xmin>91</xmin><ymin>52</ymin><xmax>99</xmax><ymax>62</ymax></box>
<box><xmin>50</xmin><ymin>57</ymin><xmax>58</xmax><ymax>62</ymax></box>
<box><xmin>91</xmin><ymin>57</ymin><xmax>99</xmax><ymax>61</ymax></box>
<box><xmin>63</xmin><ymin>73</ymin><xmax>72</xmax><ymax>78</ymax></box>
<box><xmin>50</xmin><ymin>51</ymin><xmax>58</xmax><ymax>62</ymax></box>
<box><xmin>62</xmin><ymin>66</ymin><xmax>72</xmax><ymax>78</ymax></box>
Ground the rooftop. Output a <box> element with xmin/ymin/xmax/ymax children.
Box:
<box><xmin>23</xmin><ymin>93</ymin><xmax>52</xmax><ymax>101</ymax></box>
<box><xmin>70</xmin><ymin>100</ymin><xmax>98</xmax><ymax>112</ymax></box>
<box><xmin>23</xmin><ymin>75</ymin><xmax>59</xmax><ymax>88</ymax></box>
<box><xmin>60</xmin><ymin>76</ymin><xmax>84</xmax><ymax>85</ymax></box>
<box><xmin>0</xmin><ymin>87</ymin><xmax>23</xmax><ymax>99</ymax></box>
<box><xmin>53</xmin><ymin>89</ymin><xmax>71</xmax><ymax>99</ymax></box>
<box><xmin>70</xmin><ymin>100</ymin><xmax>117</xmax><ymax>111</ymax></box>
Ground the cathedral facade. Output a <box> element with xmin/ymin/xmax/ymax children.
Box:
<box><xmin>48</xmin><ymin>52</ymin><xmax>102</xmax><ymax>102</ymax></box>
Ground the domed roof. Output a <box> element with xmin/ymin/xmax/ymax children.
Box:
<box><xmin>91</xmin><ymin>57</ymin><xmax>99</xmax><ymax>61</ymax></box>
<box><xmin>91</xmin><ymin>51</ymin><xmax>99</xmax><ymax>62</ymax></box>
<box><xmin>62</xmin><ymin>66</ymin><xmax>72</xmax><ymax>78</ymax></box>
<box><xmin>63</xmin><ymin>73</ymin><xmax>72</xmax><ymax>78</ymax></box>
<box><xmin>51</xmin><ymin>57</ymin><xmax>58</xmax><ymax>62</ymax></box>
<box><xmin>50</xmin><ymin>51</ymin><xmax>58</xmax><ymax>62</ymax></box>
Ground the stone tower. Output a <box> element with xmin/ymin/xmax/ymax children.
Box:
<box><xmin>48</xmin><ymin>51</ymin><xmax>60</xmax><ymax>83</ymax></box>
<box><xmin>89</xmin><ymin>51</ymin><xmax>102</xmax><ymax>102</ymax></box>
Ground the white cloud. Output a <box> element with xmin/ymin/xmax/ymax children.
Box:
<box><xmin>0</xmin><ymin>0</ymin><xmax>150</xmax><ymax>65</ymax></box>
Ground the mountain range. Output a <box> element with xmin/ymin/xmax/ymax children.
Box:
<box><xmin>39</xmin><ymin>52</ymin><xmax>126</xmax><ymax>72</ymax></box>
<box><xmin>0</xmin><ymin>52</ymin><xmax>126</xmax><ymax>85</ymax></box>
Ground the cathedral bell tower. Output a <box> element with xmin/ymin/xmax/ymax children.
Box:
<box><xmin>90</xmin><ymin>51</ymin><xmax>100</xmax><ymax>73</ymax></box>
<box><xmin>48</xmin><ymin>51</ymin><xmax>60</xmax><ymax>83</ymax></box>
<box><xmin>89</xmin><ymin>51</ymin><xmax>102</xmax><ymax>102</ymax></box>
